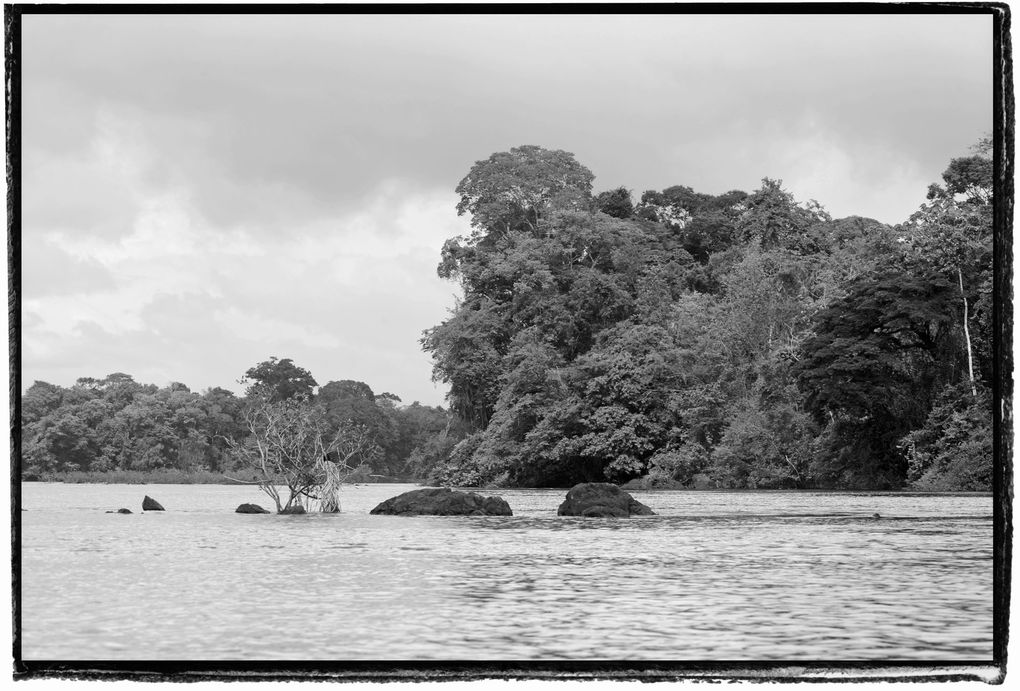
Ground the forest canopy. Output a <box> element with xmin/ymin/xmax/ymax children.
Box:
<box><xmin>419</xmin><ymin>143</ymin><xmax>994</xmax><ymax>490</ymax></box>
<box><xmin>21</xmin><ymin>363</ymin><xmax>462</xmax><ymax>482</ymax></box>
<box><xmin>21</xmin><ymin>143</ymin><xmax>995</xmax><ymax>492</ymax></box>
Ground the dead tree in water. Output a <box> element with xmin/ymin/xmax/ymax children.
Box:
<box><xmin>225</xmin><ymin>397</ymin><xmax>375</xmax><ymax>513</ymax></box>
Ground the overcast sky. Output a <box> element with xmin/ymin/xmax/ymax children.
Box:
<box><xmin>20</xmin><ymin>12</ymin><xmax>993</xmax><ymax>406</ymax></box>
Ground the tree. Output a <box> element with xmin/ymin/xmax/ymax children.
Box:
<box><xmin>709</xmin><ymin>386</ymin><xmax>817</xmax><ymax>489</ymax></box>
<box><xmin>793</xmin><ymin>269</ymin><xmax>957</xmax><ymax>487</ymax></box>
<box><xmin>394</xmin><ymin>402</ymin><xmax>463</xmax><ymax>479</ymax></box>
<box><xmin>902</xmin><ymin>382</ymin><xmax>992</xmax><ymax>490</ymax></box>
<box><xmin>644</xmin><ymin>440</ymin><xmax>710</xmax><ymax>487</ymax></box>
<box><xmin>23</xmin><ymin>408</ymin><xmax>98</xmax><ymax>473</ymax></box>
<box><xmin>719</xmin><ymin>247</ymin><xmax>818</xmax><ymax>363</ymax></box>
<box><xmin>226</xmin><ymin>397</ymin><xmax>373</xmax><ymax>513</ymax></box>
<box><xmin>240</xmin><ymin>357</ymin><xmax>318</xmax><ymax>402</ymax></box>
<box><xmin>933</xmin><ymin>155</ymin><xmax>993</xmax><ymax>205</ymax></box>
<box><xmin>99</xmin><ymin>373</ymin><xmax>151</xmax><ymax>409</ymax></box>
<box><xmin>455</xmin><ymin>145</ymin><xmax>594</xmax><ymax>240</ymax></box>
<box><xmin>23</xmin><ymin>394</ymin><xmax>117</xmax><ymax>473</ymax></box>
<box><xmin>422</xmin><ymin>143</ymin><xmax>993</xmax><ymax>490</ymax></box>
<box><xmin>422</xmin><ymin>298</ymin><xmax>509</xmax><ymax>428</ymax></box>
<box><xmin>905</xmin><ymin>150</ymin><xmax>993</xmax><ymax>398</ymax></box>
<box><xmin>22</xmin><ymin>381</ymin><xmax>65</xmax><ymax>427</ymax></box>
<box><xmin>737</xmin><ymin>178</ymin><xmax>825</xmax><ymax>251</ymax></box>
<box><xmin>199</xmin><ymin>387</ymin><xmax>246</xmax><ymax>472</ymax></box>
<box><xmin>595</xmin><ymin>187</ymin><xmax>634</xmax><ymax>218</ymax></box>
<box><xmin>316</xmin><ymin>379</ymin><xmax>391</xmax><ymax>472</ymax></box>
<box><xmin>635</xmin><ymin>186</ymin><xmax>748</xmax><ymax>264</ymax></box>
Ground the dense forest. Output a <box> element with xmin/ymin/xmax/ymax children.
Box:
<box><xmin>419</xmin><ymin>143</ymin><xmax>994</xmax><ymax>490</ymax></box>
<box><xmin>21</xmin><ymin>142</ymin><xmax>994</xmax><ymax>491</ymax></box>
<box><xmin>21</xmin><ymin>358</ymin><xmax>464</xmax><ymax>482</ymax></box>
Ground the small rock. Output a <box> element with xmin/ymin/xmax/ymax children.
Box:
<box><xmin>236</xmin><ymin>503</ymin><xmax>270</xmax><ymax>514</ymax></box>
<box><xmin>557</xmin><ymin>482</ymin><xmax>655</xmax><ymax>518</ymax></box>
<box><xmin>370</xmin><ymin>487</ymin><xmax>512</xmax><ymax>516</ymax></box>
<box><xmin>279</xmin><ymin>505</ymin><xmax>307</xmax><ymax>515</ymax></box>
<box><xmin>142</xmin><ymin>495</ymin><xmax>164</xmax><ymax>511</ymax></box>
<box><xmin>106</xmin><ymin>508</ymin><xmax>132</xmax><ymax>514</ymax></box>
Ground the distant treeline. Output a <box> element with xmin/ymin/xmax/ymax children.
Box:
<box><xmin>21</xmin><ymin>359</ymin><xmax>465</xmax><ymax>482</ymax></box>
<box><xmin>418</xmin><ymin>143</ymin><xmax>994</xmax><ymax>490</ymax></box>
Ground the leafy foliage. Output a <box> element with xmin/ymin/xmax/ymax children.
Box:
<box><xmin>241</xmin><ymin>357</ymin><xmax>318</xmax><ymax>401</ymax></box>
<box><xmin>20</xmin><ymin>365</ymin><xmax>463</xmax><ymax>484</ymax></box>
<box><xmin>595</xmin><ymin>187</ymin><xmax>634</xmax><ymax>219</ymax></box>
<box><xmin>455</xmin><ymin>145</ymin><xmax>594</xmax><ymax>240</ymax></box>
<box><xmin>423</xmin><ymin>143</ymin><xmax>994</xmax><ymax>490</ymax></box>
<box><xmin>903</xmin><ymin>383</ymin><xmax>993</xmax><ymax>491</ymax></box>
<box><xmin>23</xmin><ymin>144</ymin><xmax>993</xmax><ymax>492</ymax></box>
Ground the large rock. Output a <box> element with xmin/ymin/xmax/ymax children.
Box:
<box><xmin>142</xmin><ymin>495</ymin><xmax>164</xmax><ymax>511</ymax></box>
<box><xmin>557</xmin><ymin>483</ymin><xmax>655</xmax><ymax>517</ymax></box>
<box><xmin>370</xmin><ymin>487</ymin><xmax>512</xmax><ymax>516</ymax></box>
<box><xmin>236</xmin><ymin>503</ymin><xmax>270</xmax><ymax>514</ymax></box>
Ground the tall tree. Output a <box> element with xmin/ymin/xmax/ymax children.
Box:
<box><xmin>422</xmin><ymin>299</ymin><xmax>509</xmax><ymax>428</ymax></box>
<box><xmin>595</xmin><ymin>187</ymin><xmax>634</xmax><ymax>218</ymax></box>
<box><xmin>315</xmin><ymin>379</ymin><xmax>390</xmax><ymax>472</ymax></box>
<box><xmin>793</xmin><ymin>269</ymin><xmax>957</xmax><ymax>487</ymax></box>
<box><xmin>241</xmin><ymin>357</ymin><xmax>318</xmax><ymax>402</ymax></box>
<box><xmin>737</xmin><ymin>178</ymin><xmax>825</xmax><ymax>251</ymax></box>
<box><xmin>22</xmin><ymin>381</ymin><xmax>65</xmax><ymax>427</ymax></box>
<box><xmin>904</xmin><ymin>150</ymin><xmax>993</xmax><ymax>397</ymax></box>
<box><xmin>454</xmin><ymin>145</ymin><xmax>594</xmax><ymax>241</ymax></box>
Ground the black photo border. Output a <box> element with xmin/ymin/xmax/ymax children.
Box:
<box><xmin>6</xmin><ymin>2</ymin><xmax>1013</xmax><ymax>683</ymax></box>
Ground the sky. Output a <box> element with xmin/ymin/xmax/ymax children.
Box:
<box><xmin>18</xmin><ymin>12</ymin><xmax>993</xmax><ymax>407</ymax></box>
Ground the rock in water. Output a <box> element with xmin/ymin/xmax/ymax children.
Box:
<box><xmin>236</xmin><ymin>503</ymin><xmax>270</xmax><ymax>514</ymax></box>
<box><xmin>370</xmin><ymin>487</ymin><xmax>512</xmax><ymax>516</ymax></box>
<box><xmin>106</xmin><ymin>508</ymin><xmax>132</xmax><ymax>514</ymax></box>
<box><xmin>557</xmin><ymin>483</ymin><xmax>655</xmax><ymax>517</ymax></box>
<box><xmin>279</xmin><ymin>505</ymin><xmax>307</xmax><ymax>515</ymax></box>
<box><xmin>142</xmin><ymin>495</ymin><xmax>164</xmax><ymax>511</ymax></box>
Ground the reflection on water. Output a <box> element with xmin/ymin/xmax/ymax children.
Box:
<box><xmin>20</xmin><ymin>483</ymin><xmax>992</xmax><ymax>660</ymax></box>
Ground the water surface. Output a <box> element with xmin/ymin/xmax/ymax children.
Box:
<box><xmin>20</xmin><ymin>483</ymin><xmax>993</xmax><ymax>660</ymax></box>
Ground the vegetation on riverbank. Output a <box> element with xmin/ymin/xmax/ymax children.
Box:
<box><xmin>21</xmin><ymin>363</ymin><xmax>454</xmax><ymax>486</ymax></box>
<box><xmin>418</xmin><ymin>142</ymin><xmax>994</xmax><ymax>491</ymax></box>
<box><xmin>26</xmin><ymin>469</ymin><xmax>235</xmax><ymax>484</ymax></box>
<box><xmin>20</xmin><ymin>142</ymin><xmax>995</xmax><ymax>492</ymax></box>
<box><xmin>26</xmin><ymin>463</ymin><xmax>402</xmax><ymax>486</ymax></box>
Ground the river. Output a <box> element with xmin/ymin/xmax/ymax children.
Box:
<box><xmin>19</xmin><ymin>482</ymin><xmax>993</xmax><ymax>661</ymax></box>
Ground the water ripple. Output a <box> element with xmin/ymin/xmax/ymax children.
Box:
<box><xmin>20</xmin><ymin>483</ymin><xmax>993</xmax><ymax>661</ymax></box>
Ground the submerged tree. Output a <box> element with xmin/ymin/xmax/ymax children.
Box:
<box><xmin>226</xmin><ymin>397</ymin><xmax>374</xmax><ymax>513</ymax></box>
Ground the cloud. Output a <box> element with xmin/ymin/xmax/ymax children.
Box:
<box><xmin>21</xmin><ymin>239</ymin><xmax>117</xmax><ymax>298</ymax></box>
<box><xmin>22</xmin><ymin>166</ymin><xmax>469</xmax><ymax>404</ymax></box>
<box><xmin>772</xmin><ymin>127</ymin><xmax>930</xmax><ymax>225</ymax></box>
<box><xmin>19</xmin><ymin>12</ymin><xmax>993</xmax><ymax>404</ymax></box>
<box><xmin>25</xmin><ymin>14</ymin><xmax>990</xmax><ymax>228</ymax></box>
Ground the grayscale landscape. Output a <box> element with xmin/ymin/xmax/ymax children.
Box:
<box><xmin>15</xmin><ymin>10</ymin><xmax>1000</xmax><ymax>669</ymax></box>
